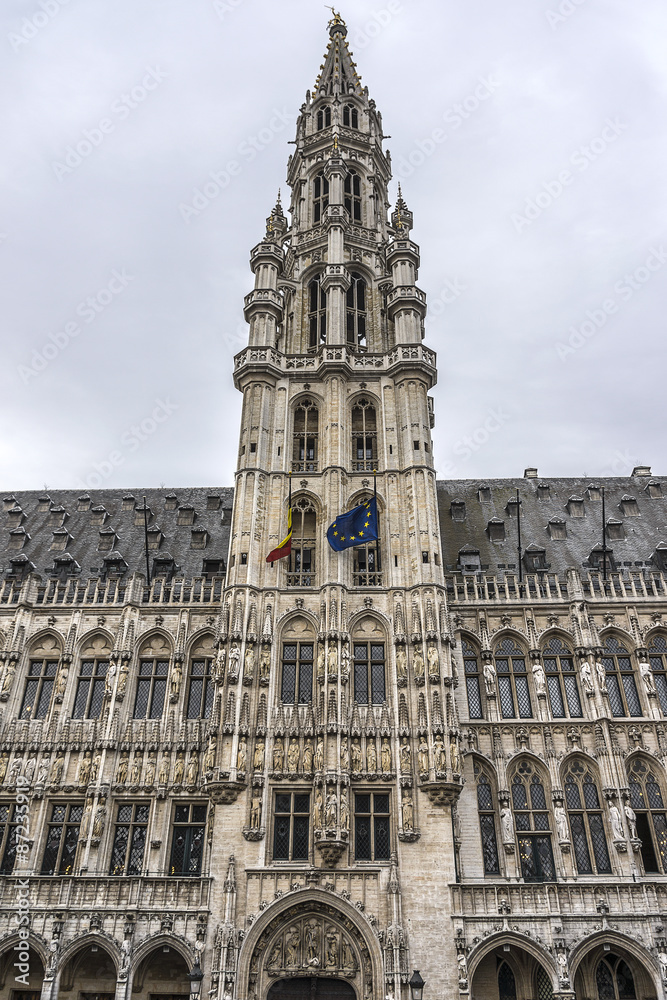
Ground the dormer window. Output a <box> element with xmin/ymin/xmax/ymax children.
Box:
<box><xmin>343</xmin><ymin>103</ymin><xmax>359</xmax><ymax>128</ymax></box>
<box><xmin>487</xmin><ymin>518</ymin><xmax>505</xmax><ymax>541</ymax></box>
<box><xmin>90</xmin><ymin>505</ymin><xmax>107</xmax><ymax>526</ymax></box>
<box><xmin>152</xmin><ymin>555</ymin><xmax>176</xmax><ymax>580</ymax></box>
<box><xmin>458</xmin><ymin>547</ymin><xmax>481</xmax><ymax>574</ymax></box>
<box><xmin>77</xmin><ymin>495</ymin><xmax>91</xmax><ymax>511</ymax></box>
<box><xmin>450</xmin><ymin>500</ymin><xmax>466</xmax><ymax>521</ymax></box>
<box><xmin>567</xmin><ymin>496</ymin><xmax>585</xmax><ymax>517</ymax></box>
<box><xmin>98</xmin><ymin>528</ymin><xmax>116</xmax><ymax>552</ymax></box>
<box><xmin>606</xmin><ymin>519</ymin><xmax>625</xmax><ymax>540</ymax></box>
<box><xmin>50</xmin><ymin>528</ymin><xmax>70</xmax><ymax>551</ymax></box>
<box><xmin>135</xmin><ymin>504</ymin><xmax>154</xmax><ymax>527</ymax></box>
<box><xmin>37</xmin><ymin>495</ymin><xmax>51</xmax><ymax>511</ymax></box>
<box><xmin>620</xmin><ymin>495</ymin><xmax>640</xmax><ymax>516</ymax></box>
<box><xmin>2</xmin><ymin>496</ymin><xmax>17</xmax><ymax>512</ymax></box>
<box><xmin>536</xmin><ymin>484</ymin><xmax>550</xmax><ymax>500</ymax></box>
<box><xmin>177</xmin><ymin>505</ymin><xmax>195</xmax><ymax>526</ymax></box>
<box><xmin>8</xmin><ymin>528</ymin><xmax>29</xmax><ymax>551</ymax></box>
<box><xmin>7</xmin><ymin>507</ymin><xmax>24</xmax><ymax>529</ymax></box>
<box><xmin>313</xmin><ymin>171</ymin><xmax>329</xmax><ymax>223</ymax></box>
<box><xmin>523</xmin><ymin>545</ymin><xmax>548</xmax><ymax>571</ymax></box>
<box><xmin>191</xmin><ymin>527</ymin><xmax>208</xmax><ymax>549</ymax></box>
<box><xmin>122</xmin><ymin>494</ymin><xmax>135</xmax><ymax>511</ymax></box>
<box><xmin>8</xmin><ymin>555</ymin><xmax>34</xmax><ymax>581</ymax></box>
<box><xmin>344</xmin><ymin>169</ymin><xmax>362</xmax><ymax>222</ymax></box>
<box><xmin>587</xmin><ymin>484</ymin><xmax>601</xmax><ymax>501</ymax></box>
<box><xmin>316</xmin><ymin>105</ymin><xmax>331</xmax><ymax>130</ymax></box>
<box><xmin>206</xmin><ymin>495</ymin><xmax>221</xmax><ymax>510</ymax></box>
<box><xmin>103</xmin><ymin>552</ymin><xmax>127</xmax><ymax>578</ymax></box>
<box><xmin>48</xmin><ymin>506</ymin><xmax>66</xmax><ymax>527</ymax></box>
<box><xmin>52</xmin><ymin>552</ymin><xmax>80</xmax><ymax>578</ymax></box>
<box><xmin>646</xmin><ymin>481</ymin><xmax>663</xmax><ymax>499</ymax></box>
<box><xmin>506</xmin><ymin>498</ymin><xmax>519</xmax><ymax>517</ymax></box>
<box><xmin>346</xmin><ymin>271</ymin><xmax>367</xmax><ymax>346</ymax></box>
<box><xmin>547</xmin><ymin>519</ymin><xmax>567</xmax><ymax>540</ymax></box>
<box><xmin>478</xmin><ymin>486</ymin><xmax>491</xmax><ymax>503</ymax></box>
<box><xmin>164</xmin><ymin>492</ymin><xmax>178</xmax><ymax>510</ymax></box>
<box><xmin>588</xmin><ymin>547</ymin><xmax>615</xmax><ymax>572</ymax></box>
<box><xmin>653</xmin><ymin>543</ymin><xmax>667</xmax><ymax>572</ymax></box>
<box><xmin>146</xmin><ymin>527</ymin><xmax>163</xmax><ymax>549</ymax></box>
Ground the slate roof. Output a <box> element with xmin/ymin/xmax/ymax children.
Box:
<box><xmin>436</xmin><ymin>473</ymin><xmax>667</xmax><ymax>576</ymax></box>
<box><xmin>0</xmin><ymin>487</ymin><xmax>234</xmax><ymax>582</ymax></box>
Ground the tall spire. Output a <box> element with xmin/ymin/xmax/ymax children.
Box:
<box><xmin>314</xmin><ymin>11</ymin><xmax>364</xmax><ymax>97</ymax></box>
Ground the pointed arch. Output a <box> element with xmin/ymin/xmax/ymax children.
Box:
<box><xmin>18</xmin><ymin>630</ymin><xmax>63</xmax><ymax>721</ymax></box>
<box><xmin>559</xmin><ymin>754</ymin><xmax>611</xmax><ymax>875</ymax></box>
<box><xmin>278</xmin><ymin>614</ymin><xmax>317</xmax><ymax>705</ymax></box>
<box><xmin>133</xmin><ymin>630</ymin><xmax>173</xmax><ymax>721</ymax></box>
<box><xmin>460</xmin><ymin>633</ymin><xmax>483</xmax><ymax>720</ymax></box>
<box><xmin>185</xmin><ymin>630</ymin><xmax>216</xmax><ymax>720</ymax></box>
<box><xmin>26</xmin><ymin>628</ymin><xmax>64</xmax><ymax>655</ymax></box>
<box><xmin>129</xmin><ymin>932</ymin><xmax>196</xmax><ymax>977</ymax></box>
<box><xmin>599</xmin><ymin>631</ymin><xmax>642</xmax><ymax>718</ymax></box>
<box><xmin>568</xmin><ymin>930</ymin><xmax>661</xmax><ymax>998</ymax></box>
<box><xmin>292</xmin><ymin>396</ymin><xmax>320</xmax><ymax>473</ymax></box>
<box><xmin>493</xmin><ymin>632</ymin><xmax>533</xmax><ymax>720</ymax></box>
<box><xmin>625</xmin><ymin>752</ymin><xmax>667</xmax><ymax>873</ymax></box>
<box><xmin>540</xmin><ymin>631</ymin><xmax>582</xmax><ymax>719</ymax></box>
<box><xmin>466</xmin><ymin>932</ymin><xmax>558</xmax><ymax>991</ymax></box>
<box><xmin>508</xmin><ymin>754</ymin><xmax>556</xmax><ymax>882</ymax></box>
<box><xmin>71</xmin><ymin>630</ymin><xmax>113</xmax><ymax>721</ymax></box>
<box><xmin>472</xmin><ymin>754</ymin><xmax>501</xmax><ymax>875</ymax></box>
<box><xmin>77</xmin><ymin>628</ymin><xmax>114</xmax><ymax>655</ymax></box>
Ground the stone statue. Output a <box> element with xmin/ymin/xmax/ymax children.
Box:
<box><xmin>395</xmin><ymin>646</ymin><xmax>407</xmax><ymax>683</ymax></box>
<box><xmin>186</xmin><ymin>752</ymin><xmax>199</xmax><ymax>786</ymax></box>
<box><xmin>9</xmin><ymin>757</ymin><xmax>22</xmax><ymax>782</ymax></box>
<box><xmin>285</xmin><ymin>928</ymin><xmax>300</xmax><ymax>968</ymax></box>
<box><xmin>120</xmin><ymin>937</ymin><xmax>132</xmax><ymax>974</ymax></box>
<box><xmin>340</xmin><ymin>739</ymin><xmax>350</xmax><ymax>772</ymax></box>
<box><xmin>228</xmin><ymin>643</ymin><xmax>241</xmax><ymax>680</ymax></box>
<box><xmin>314</xmin><ymin>738</ymin><xmax>324</xmax><ymax>772</ymax></box>
<box><xmin>78</xmin><ymin>751</ymin><xmax>92</xmax><ymax>786</ymax></box>
<box><xmin>0</xmin><ymin>753</ymin><xmax>8</xmax><ymax>784</ymax></box>
<box><xmin>325</xmin><ymin>930</ymin><xmax>339</xmax><ymax>968</ymax></box>
<box><xmin>341</xmin><ymin>642</ymin><xmax>350</xmax><ymax>681</ymax></box>
<box><xmin>554</xmin><ymin>804</ymin><xmax>569</xmax><ymax>841</ymax></box>
<box><xmin>303</xmin><ymin>740</ymin><xmax>314</xmax><ymax>773</ymax></box>
<box><xmin>130</xmin><ymin>755</ymin><xmax>142</xmax><ymax>785</ymax></box>
<box><xmin>483</xmin><ymin>661</ymin><xmax>496</xmax><ymax>695</ymax></box>
<box><xmin>433</xmin><ymin>735</ymin><xmax>446</xmax><ymax>772</ymax></box>
<box><xmin>351</xmin><ymin>740</ymin><xmax>363</xmax><ymax>773</ymax></box>
<box><xmin>24</xmin><ymin>757</ymin><xmax>36</xmax><ymax>782</ymax></box>
<box><xmin>399</xmin><ymin>737</ymin><xmax>411</xmax><ymax>772</ymax></box>
<box><xmin>253</xmin><ymin>741</ymin><xmax>265</xmax><ymax>771</ymax></box>
<box><xmin>639</xmin><ymin>656</ymin><xmax>656</xmax><ymax>694</ymax></box>
<box><xmin>158</xmin><ymin>755</ymin><xmax>169</xmax><ymax>785</ymax></box>
<box><xmin>214</xmin><ymin>644</ymin><xmax>226</xmax><ymax>681</ymax></box>
<box><xmin>658</xmin><ymin>951</ymin><xmax>667</xmax><ymax>981</ymax></box>
<box><xmin>457</xmin><ymin>953</ymin><xmax>468</xmax><ymax>987</ymax></box>
<box><xmin>104</xmin><ymin>663</ymin><xmax>115</xmax><ymax>697</ymax></box>
<box><xmin>90</xmin><ymin>749</ymin><xmax>102</xmax><ymax>782</ymax></box>
<box><xmin>314</xmin><ymin>786</ymin><xmax>324</xmax><ymax>828</ymax></box>
<box><xmin>144</xmin><ymin>754</ymin><xmax>156</xmax><ymax>786</ymax></box>
<box><xmin>402</xmin><ymin>794</ymin><xmax>414</xmax><ymax>831</ymax></box>
<box><xmin>317</xmin><ymin>644</ymin><xmax>326</xmax><ymax>683</ymax></box>
<box><xmin>116</xmin><ymin>754</ymin><xmax>128</xmax><ymax>784</ymax></box>
<box><xmin>325</xmin><ymin>788</ymin><xmax>338</xmax><ymax>828</ymax></box>
<box><xmin>427</xmin><ymin>644</ymin><xmax>440</xmax><ymax>681</ymax></box>
<box><xmin>306</xmin><ymin>921</ymin><xmax>320</xmax><ymax>966</ymax></box>
<box><xmin>381</xmin><ymin>739</ymin><xmax>392</xmax><ymax>773</ymax></box>
<box><xmin>418</xmin><ymin>737</ymin><xmax>429</xmax><ymax>775</ymax></box>
<box><xmin>174</xmin><ymin>754</ymin><xmax>185</xmax><ymax>784</ymax></box>
<box><xmin>203</xmin><ymin>737</ymin><xmax>217</xmax><ymax>774</ymax></box>
<box><xmin>287</xmin><ymin>738</ymin><xmax>300</xmax><ymax>773</ymax></box>
<box><xmin>237</xmin><ymin>738</ymin><xmax>247</xmax><ymax>773</ymax></box>
<box><xmin>272</xmin><ymin>738</ymin><xmax>284</xmax><ymax>772</ymax></box>
<box><xmin>1</xmin><ymin>663</ymin><xmax>16</xmax><ymax>696</ymax></box>
<box><xmin>50</xmin><ymin>753</ymin><xmax>65</xmax><ymax>784</ymax></box>
<box><xmin>609</xmin><ymin>803</ymin><xmax>624</xmax><ymax>840</ymax></box>
<box><xmin>267</xmin><ymin>941</ymin><xmax>282</xmax><ymax>970</ymax></box>
<box><xmin>244</xmin><ymin>645</ymin><xmax>255</xmax><ymax>682</ymax></box>
<box><xmin>117</xmin><ymin>664</ymin><xmax>128</xmax><ymax>697</ymax></box>
<box><xmin>366</xmin><ymin>739</ymin><xmax>377</xmax><ymax>772</ymax></box>
<box><xmin>500</xmin><ymin>805</ymin><xmax>514</xmax><ymax>842</ymax></box>
<box><xmin>624</xmin><ymin>802</ymin><xmax>638</xmax><ymax>839</ymax></box>
<box><xmin>259</xmin><ymin>646</ymin><xmax>271</xmax><ymax>681</ymax></box>
<box><xmin>170</xmin><ymin>660</ymin><xmax>182</xmax><ymax>698</ymax></box>
<box><xmin>81</xmin><ymin>796</ymin><xmax>94</xmax><ymax>837</ymax></box>
<box><xmin>532</xmin><ymin>661</ymin><xmax>546</xmax><ymax>697</ymax></box>
<box><xmin>340</xmin><ymin>788</ymin><xmax>350</xmax><ymax>830</ymax></box>
<box><xmin>580</xmin><ymin>658</ymin><xmax>594</xmax><ymax>694</ymax></box>
<box><xmin>595</xmin><ymin>659</ymin><xmax>607</xmax><ymax>692</ymax></box>
<box><xmin>449</xmin><ymin>736</ymin><xmax>460</xmax><ymax>774</ymax></box>
<box><xmin>413</xmin><ymin>646</ymin><xmax>425</xmax><ymax>682</ymax></box>
<box><xmin>327</xmin><ymin>642</ymin><xmax>338</xmax><ymax>679</ymax></box>
<box><xmin>54</xmin><ymin>663</ymin><xmax>68</xmax><ymax>699</ymax></box>
<box><xmin>250</xmin><ymin>792</ymin><xmax>262</xmax><ymax>829</ymax></box>
<box><xmin>92</xmin><ymin>801</ymin><xmax>107</xmax><ymax>839</ymax></box>
<box><xmin>341</xmin><ymin>935</ymin><xmax>355</xmax><ymax>971</ymax></box>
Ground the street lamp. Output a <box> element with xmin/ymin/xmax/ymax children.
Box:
<box><xmin>409</xmin><ymin>970</ymin><xmax>425</xmax><ymax>1000</ymax></box>
<box><xmin>188</xmin><ymin>961</ymin><xmax>204</xmax><ymax>1000</ymax></box>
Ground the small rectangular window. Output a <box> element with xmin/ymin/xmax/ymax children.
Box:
<box><xmin>169</xmin><ymin>803</ymin><xmax>207</xmax><ymax>875</ymax></box>
<box><xmin>250</xmin><ymin>442</ymin><xmax>256</xmax><ymax>453</ymax></box>
<box><xmin>41</xmin><ymin>802</ymin><xmax>84</xmax><ymax>875</ymax></box>
<box><xmin>240</xmin><ymin>553</ymin><xmax>248</xmax><ymax>565</ymax></box>
<box><xmin>422</xmin><ymin>552</ymin><xmax>429</xmax><ymax>564</ymax></box>
<box><xmin>109</xmin><ymin>803</ymin><xmax>149</xmax><ymax>875</ymax></box>
<box><xmin>273</xmin><ymin>792</ymin><xmax>310</xmax><ymax>861</ymax></box>
<box><xmin>413</xmin><ymin>441</ymin><xmax>419</xmax><ymax>450</ymax></box>
<box><xmin>354</xmin><ymin>792</ymin><xmax>390</xmax><ymax>860</ymax></box>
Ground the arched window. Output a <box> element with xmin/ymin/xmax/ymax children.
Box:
<box><xmin>186</xmin><ymin>636</ymin><xmax>215</xmax><ymax>719</ymax></box>
<box><xmin>511</xmin><ymin>759</ymin><xmax>556</xmax><ymax>882</ymax></box>
<box><xmin>595</xmin><ymin>954</ymin><xmax>636</xmax><ymax>999</ymax></box>
<box><xmin>316</xmin><ymin>105</ymin><xmax>331</xmax><ymax>130</ymax></box>
<box><xmin>495</xmin><ymin>637</ymin><xmax>532</xmax><ymax>719</ymax></box>
<box><xmin>346</xmin><ymin>272</ymin><xmax>367</xmax><ymax>347</ymax></box>
<box><xmin>462</xmin><ymin>638</ymin><xmax>483</xmax><ymax>719</ymax></box>
<box><xmin>287</xmin><ymin>497</ymin><xmax>317</xmax><ymax>588</ymax></box>
<box><xmin>603</xmin><ymin>635</ymin><xmax>641</xmax><ymax>717</ymax></box>
<box><xmin>72</xmin><ymin>634</ymin><xmax>111</xmax><ymax>720</ymax></box>
<box><xmin>648</xmin><ymin>634</ymin><xmax>667</xmax><ymax>713</ymax></box>
<box><xmin>133</xmin><ymin>634</ymin><xmax>170</xmax><ymax>720</ymax></box>
<box><xmin>543</xmin><ymin>635</ymin><xmax>582</xmax><ymax>718</ymax></box>
<box><xmin>343</xmin><ymin>103</ymin><xmax>359</xmax><ymax>128</ymax></box>
<box><xmin>351</xmin><ymin>398</ymin><xmax>377</xmax><ymax>471</ymax></box>
<box><xmin>19</xmin><ymin>634</ymin><xmax>61</xmax><ymax>720</ymax></box>
<box><xmin>535</xmin><ymin>967</ymin><xmax>553</xmax><ymax>1000</ymax></box>
<box><xmin>498</xmin><ymin>962</ymin><xmax>517</xmax><ymax>1000</ymax></box>
<box><xmin>281</xmin><ymin>640</ymin><xmax>313</xmax><ymax>704</ymax></box>
<box><xmin>308</xmin><ymin>277</ymin><xmax>327</xmax><ymax>348</ymax></box>
<box><xmin>292</xmin><ymin>398</ymin><xmax>319</xmax><ymax>472</ymax></box>
<box><xmin>350</xmin><ymin>492</ymin><xmax>382</xmax><ymax>587</ymax></box>
<box><xmin>474</xmin><ymin>761</ymin><xmax>500</xmax><ymax>874</ymax></box>
<box><xmin>313</xmin><ymin>171</ymin><xmax>329</xmax><ymax>222</ymax></box>
<box><xmin>563</xmin><ymin>759</ymin><xmax>611</xmax><ymax>874</ymax></box>
<box><xmin>344</xmin><ymin>169</ymin><xmax>362</xmax><ymax>222</ymax></box>
<box><xmin>627</xmin><ymin>757</ymin><xmax>667</xmax><ymax>873</ymax></box>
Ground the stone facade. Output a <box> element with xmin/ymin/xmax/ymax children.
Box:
<box><xmin>0</xmin><ymin>13</ymin><xmax>666</xmax><ymax>1000</ymax></box>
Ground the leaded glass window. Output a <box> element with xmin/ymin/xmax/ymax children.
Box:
<box><xmin>463</xmin><ymin>639</ymin><xmax>483</xmax><ymax>720</ymax></box>
<box><xmin>41</xmin><ymin>802</ymin><xmax>83</xmax><ymax>875</ymax></box>
<box><xmin>495</xmin><ymin>638</ymin><xmax>532</xmax><ymax>719</ymax></box>
<box><xmin>474</xmin><ymin>762</ymin><xmax>499</xmax><ymax>874</ymax></box>
<box><xmin>308</xmin><ymin>277</ymin><xmax>327</xmax><ymax>348</ymax></box>
<box><xmin>169</xmin><ymin>803</ymin><xmax>206</xmax><ymax>875</ymax></box>
<box><xmin>511</xmin><ymin>760</ymin><xmax>555</xmax><ymax>882</ymax></box>
<box><xmin>292</xmin><ymin>399</ymin><xmax>319</xmax><ymax>472</ymax></box>
<box><xmin>543</xmin><ymin>636</ymin><xmax>582</xmax><ymax>718</ymax></box>
<box><xmin>316</xmin><ymin>106</ymin><xmax>331</xmax><ymax>130</ymax></box>
<box><xmin>343</xmin><ymin>103</ymin><xmax>359</xmax><ymax>128</ymax></box>
<box><xmin>273</xmin><ymin>792</ymin><xmax>310</xmax><ymax>861</ymax></box>
<box><xmin>595</xmin><ymin>954</ymin><xmax>636</xmax><ymax>999</ymax></box>
<box><xmin>354</xmin><ymin>792</ymin><xmax>390</xmax><ymax>860</ymax></box>
<box><xmin>133</xmin><ymin>657</ymin><xmax>168</xmax><ymax>719</ymax></box>
<box><xmin>498</xmin><ymin>962</ymin><xmax>517</xmax><ymax>1000</ymax></box>
<box><xmin>344</xmin><ymin>170</ymin><xmax>362</xmax><ymax>223</ymax></box>
<box><xmin>280</xmin><ymin>642</ymin><xmax>313</xmax><ymax>704</ymax></box>
<box><xmin>0</xmin><ymin>804</ymin><xmax>21</xmax><ymax>874</ymax></box>
<box><xmin>535</xmin><ymin>967</ymin><xmax>553</xmax><ymax>1000</ymax></box>
<box><xmin>603</xmin><ymin>636</ymin><xmax>642</xmax><ymax>717</ymax></box>
<box><xmin>627</xmin><ymin>757</ymin><xmax>667</xmax><ymax>874</ymax></box>
<box><xmin>351</xmin><ymin>398</ymin><xmax>377</xmax><ymax>472</ymax></box>
<box><xmin>72</xmin><ymin>657</ymin><xmax>109</xmax><ymax>719</ymax></box>
<box><xmin>353</xmin><ymin>642</ymin><xmax>385</xmax><ymax>705</ymax></box>
<box><xmin>648</xmin><ymin>634</ymin><xmax>667</xmax><ymax>714</ymax></box>
<box><xmin>186</xmin><ymin>656</ymin><xmax>214</xmax><ymax>719</ymax></box>
<box><xmin>19</xmin><ymin>658</ymin><xmax>58</xmax><ymax>720</ymax></box>
<box><xmin>313</xmin><ymin>171</ymin><xmax>329</xmax><ymax>222</ymax></box>
<box><xmin>287</xmin><ymin>497</ymin><xmax>317</xmax><ymax>588</ymax></box>
<box><xmin>563</xmin><ymin>760</ymin><xmax>611</xmax><ymax>874</ymax></box>
<box><xmin>109</xmin><ymin>803</ymin><xmax>149</xmax><ymax>875</ymax></box>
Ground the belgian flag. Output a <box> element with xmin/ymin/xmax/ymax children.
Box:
<box><xmin>266</xmin><ymin>505</ymin><xmax>292</xmax><ymax>563</ymax></box>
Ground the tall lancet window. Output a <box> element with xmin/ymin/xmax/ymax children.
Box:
<box><xmin>316</xmin><ymin>106</ymin><xmax>331</xmax><ymax>130</ymax></box>
<box><xmin>351</xmin><ymin>398</ymin><xmax>377</xmax><ymax>471</ymax></box>
<box><xmin>313</xmin><ymin>171</ymin><xmax>329</xmax><ymax>223</ymax></box>
<box><xmin>308</xmin><ymin>277</ymin><xmax>327</xmax><ymax>348</ymax></box>
<box><xmin>346</xmin><ymin>272</ymin><xmax>367</xmax><ymax>347</ymax></box>
<box><xmin>563</xmin><ymin>759</ymin><xmax>611</xmax><ymax>875</ymax></box>
<box><xmin>287</xmin><ymin>497</ymin><xmax>317</xmax><ymax>588</ymax></box>
<box><xmin>344</xmin><ymin>169</ymin><xmax>362</xmax><ymax>222</ymax></box>
<box><xmin>292</xmin><ymin>398</ymin><xmax>319</xmax><ymax>473</ymax></box>
<box><xmin>343</xmin><ymin>103</ymin><xmax>359</xmax><ymax>128</ymax></box>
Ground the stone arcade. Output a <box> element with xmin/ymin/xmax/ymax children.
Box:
<box><xmin>1</xmin><ymin>13</ymin><xmax>667</xmax><ymax>1000</ymax></box>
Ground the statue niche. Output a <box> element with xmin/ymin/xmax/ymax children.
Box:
<box><xmin>263</xmin><ymin>914</ymin><xmax>358</xmax><ymax>978</ymax></box>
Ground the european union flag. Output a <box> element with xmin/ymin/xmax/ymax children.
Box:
<box><xmin>327</xmin><ymin>497</ymin><xmax>379</xmax><ymax>551</ymax></box>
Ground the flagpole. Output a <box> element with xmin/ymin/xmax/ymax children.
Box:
<box><xmin>287</xmin><ymin>471</ymin><xmax>292</xmax><ymax>573</ymax></box>
<box><xmin>374</xmin><ymin>469</ymin><xmax>380</xmax><ymax>584</ymax></box>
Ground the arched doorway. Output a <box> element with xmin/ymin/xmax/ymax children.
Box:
<box><xmin>0</xmin><ymin>946</ymin><xmax>44</xmax><ymax>1000</ymax></box>
<box><xmin>267</xmin><ymin>977</ymin><xmax>356</xmax><ymax>1000</ymax></box>
<box><xmin>59</xmin><ymin>943</ymin><xmax>117</xmax><ymax>1000</ymax></box>
<box><xmin>132</xmin><ymin>944</ymin><xmax>191</xmax><ymax>1000</ymax></box>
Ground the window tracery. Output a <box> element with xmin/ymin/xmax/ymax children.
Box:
<box><xmin>462</xmin><ymin>638</ymin><xmax>483</xmax><ymax>719</ymax></box>
<box><xmin>627</xmin><ymin>756</ymin><xmax>667</xmax><ymax>873</ymax></box>
<box><xmin>602</xmin><ymin>635</ymin><xmax>641</xmax><ymax>717</ymax></box>
<box><xmin>351</xmin><ymin>398</ymin><xmax>377</xmax><ymax>472</ymax></box>
<box><xmin>292</xmin><ymin>398</ymin><xmax>319</xmax><ymax>472</ymax></box>
<box><xmin>308</xmin><ymin>277</ymin><xmax>327</xmax><ymax>348</ymax></box>
<box><xmin>648</xmin><ymin>633</ymin><xmax>667</xmax><ymax>714</ymax></box>
<box><xmin>474</xmin><ymin>760</ymin><xmax>500</xmax><ymax>874</ymax></box>
<box><xmin>346</xmin><ymin>271</ymin><xmax>367</xmax><ymax>347</ymax></box>
<box><xmin>344</xmin><ymin>169</ymin><xmax>362</xmax><ymax>222</ymax></box>
<box><xmin>563</xmin><ymin>759</ymin><xmax>611</xmax><ymax>874</ymax></box>
<box><xmin>313</xmin><ymin>172</ymin><xmax>329</xmax><ymax>223</ymax></box>
<box><xmin>287</xmin><ymin>497</ymin><xmax>317</xmax><ymax>588</ymax></box>
<box><xmin>511</xmin><ymin>759</ymin><xmax>555</xmax><ymax>882</ymax></box>
<box><xmin>495</xmin><ymin>637</ymin><xmax>532</xmax><ymax>719</ymax></box>
<box><xmin>543</xmin><ymin>635</ymin><xmax>582</xmax><ymax>718</ymax></box>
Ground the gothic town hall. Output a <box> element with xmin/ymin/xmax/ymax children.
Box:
<box><xmin>1</xmin><ymin>15</ymin><xmax>667</xmax><ymax>1000</ymax></box>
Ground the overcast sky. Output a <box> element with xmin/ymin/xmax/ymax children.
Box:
<box><xmin>2</xmin><ymin>0</ymin><xmax>666</xmax><ymax>492</ymax></box>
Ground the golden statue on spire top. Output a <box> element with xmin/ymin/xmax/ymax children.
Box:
<box><xmin>325</xmin><ymin>6</ymin><xmax>345</xmax><ymax>28</ymax></box>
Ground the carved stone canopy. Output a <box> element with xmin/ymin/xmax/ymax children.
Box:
<box><xmin>421</xmin><ymin>780</ymin><xmax>463</xmax><ymax>806</ymax></box>
<box><xmin>206</xmin><ymin>780</ymin><xmax>246</xmax><ymax>804</ymax></box>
